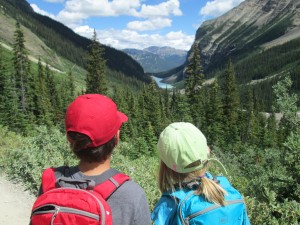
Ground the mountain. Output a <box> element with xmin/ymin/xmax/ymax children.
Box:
<box><xmin>194</xmin><ymin>0</ymin><xmax>300</xmax><ymax>76</ymax></box>
<box><xmin>158</xmin><ymin>0</ymin><xmax>300</xmax><ymax>108</ymax></box>
<box><xmin>123</xmin><ymin>46</ymin><xmax>187</xmax><ymax>73</ymax></box>
<box><xmin>0</xmin><ymin>0</ymin><xmax>151</xmax><ymax>83</ymax></box>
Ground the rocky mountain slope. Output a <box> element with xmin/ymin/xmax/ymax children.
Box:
<box><xmin>123</xmin><ymin>46</ymin><xmax>187</xmax><ymax>73</ymax></box>
<box><xmin>195</xmin><ymin>0</ymin><xmax>300</xmax><ymax>72</ymax></box>
<box><xmin>159</xmin><ymin>0</ymin><xmax>300</xmax><ymax>87</ymax></box>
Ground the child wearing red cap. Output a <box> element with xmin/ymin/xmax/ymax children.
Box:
<box><xmin>37</xmin><ymin>94</ymin><xmax>152</xmax><ymax>225</ymax></box>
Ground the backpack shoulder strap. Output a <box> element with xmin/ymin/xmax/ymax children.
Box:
<box><xmin>41</xmin><ymin>167</ymin><xmax>56</xmax><ymax>193</ymax></box>
<box><xmin>94</xmin><ymin>173</ymin><xmax>130</xmax><ymax>199</ymax></box>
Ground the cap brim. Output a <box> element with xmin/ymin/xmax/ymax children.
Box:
<box><xmin>117</xmin><ymin>111</ymin><xmax>128</xmax><ymax>123</ymax></box>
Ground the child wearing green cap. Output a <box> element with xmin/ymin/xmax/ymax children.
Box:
<box><xmin>152</xmin><ymin>122</ymin><xmax>250</xmax><ymax>225</ymax></box>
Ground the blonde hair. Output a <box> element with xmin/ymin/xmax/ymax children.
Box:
<box><xmin>158</xmin><ymin>161</ymin><xmax>227</xmax><ymax>206</ymax></box>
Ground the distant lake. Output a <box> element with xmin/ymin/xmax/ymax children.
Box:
<box><xmin>152</xmin><ymin>76</ymin><xmax>173</xmax><ymax>89</ymax></box>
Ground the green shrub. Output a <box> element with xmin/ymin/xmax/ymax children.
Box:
<box><xmin>0</xmin><ymin>126</ymin><xmax>23</xmax><ymax>166</ymax></box>
<box><xmin>3</xmin><ymin>126</ymin><xmax>76</xmax><ymax>193</ymax></box>
<box><xmin>246</xmin><ymin>196</ymin><xmax>300</xmax><ymax>225</ymax></box>
<box><xmin>112</xmin><ymin>143</ymin><xmax>160</xmax><ymax>210</ymax></box>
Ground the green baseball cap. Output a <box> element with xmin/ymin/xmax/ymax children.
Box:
<box><xmin>157</xmin><ymin>122</ymin><xmax>209</xmax><ymax>173</ymax></box>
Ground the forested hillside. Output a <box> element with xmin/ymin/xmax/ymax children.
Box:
<box><xmin>0</xmin><ymin>0</ymin><xmax>151</xmax><ymax>83</ymax></box>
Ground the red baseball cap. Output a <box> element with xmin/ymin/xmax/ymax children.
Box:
<box><xmin>65</xmin><ymin>94</ymin><xmax>128</xmax><ymax>148</ymax></box>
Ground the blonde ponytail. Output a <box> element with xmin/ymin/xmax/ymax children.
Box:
<box><xmin>158</xmin><ymin>161</ymin><xmax>227</xmax><ymax>206</ymax></box>
<box><xmin>195</xmin><ymin>176</ymin><xmax>227</xmax><ymax>206</ymax></box>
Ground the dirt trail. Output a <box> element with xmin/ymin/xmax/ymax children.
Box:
<box><xmin>0</xmin><ymin>173</ymin><xmax>35</xmax><ymax>225</ymax></box>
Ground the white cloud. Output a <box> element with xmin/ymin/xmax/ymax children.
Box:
<box><xmin>165</xmin><ymin>31</ymin><xmax>194</xmax><ymax>49</ymax></box>
<box><xmin>56</xmin><ymin>10</ymin><xmax>86</xmax><ymax>28</ymax></box>
<box><xmin>55</xmin><ymin>0</ymin><xmax>140</xmax><ymax>26</ymax></box>
<box><xmin>74</xmin><ymin>26</ymin><xmax>193</xmax><ymax>50</ymax></box>
<box><xmin>30</xmin><ymin>4</ymin><xmax>56</xmax><ymax>19</ymax></box>
<box><xmin>127</xmin><ymin>18</ymin><xmax>172</xmax><ymax>31</ymax></box>
<box><xmin>200</xmin><ymin>0</ymin><xmax>244</xmax><ymax>17</ymax></box>
<box><xmin>73</xmin><ymin>25</ymin><xmax>94</xmax><ymax>37</ymax></box>
<box><xmin>54</xmin><ymin>0</ymin><xmax>182</xmax><ymax>30</ymax></box>
<box><xmin>31</xmin><ymin>0</ymin><xmax>191</xmax><ymax>50</ymax></box>
<box><xmin>110</xmin><ymin>0</ymin><xmax>141</xmax><ymax>15</ymax></box>
<box><xmin>137</xmin><ymin>0</ymin><xmax>182</xmax><ymax>18</ymax></box>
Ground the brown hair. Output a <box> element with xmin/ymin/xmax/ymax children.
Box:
<box><xmin>67</xmin><ymin>131</ymin><xmax>117</xmax><ymax>163</ymax></box>
<box><xmin>158</xmin><ymin>161</ymin><xmax>227</xmax><ymax>206</ymax></box>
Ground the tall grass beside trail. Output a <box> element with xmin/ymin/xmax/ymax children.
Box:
<box><xmin>1</xmin><ymin>125</ymin><xmax>299</xmax><ymax>224</ymax></box>
<box><xmin>0</xmin><ymin>126</ymin><xmax>24</xmax><ymax>170</ymax></box>
<box><xmin>0</xmin><ymin>126</ymin><xmax>77</xmax><ymax>193</ymax></box>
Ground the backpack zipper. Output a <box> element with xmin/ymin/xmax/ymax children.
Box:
<box><xmin>181</xmin><ymin>199</ymin><xmax>245</xmax><ymax>224</ymax></box>
<box><xmin>50</xmin><ymin>207</ymin><xmax>59</xmax><ymax>225</ymax></box>
<box><xmin>32</xmin><ymin>188</ymin><xmax>107</xmax><ymax>225</ymax></box>
<box><xmin>178</xmin><ymin>192</ymin><xmax>194</xmax><ymax>225</ymax></box>
<box><xmin>32</xmin><ymin>204</ymin><xmax>99</xmax><ymax>220</ymax></box>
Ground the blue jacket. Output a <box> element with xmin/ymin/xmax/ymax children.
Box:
<box><xmin>152</xmin><ymin>173</ymin><xmax>250</xmax><ymax>225</ymax></box>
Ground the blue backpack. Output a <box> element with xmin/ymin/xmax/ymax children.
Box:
<box><xmin>152</xmin><ymin>175</ymin><xmax>250</xmax><ymax>225</ymax></box>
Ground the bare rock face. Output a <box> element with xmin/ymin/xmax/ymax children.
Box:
<box><xmin>190</xmin><ymin>0</ymin><xmax>300</xmax><ymax>70</ymax></box>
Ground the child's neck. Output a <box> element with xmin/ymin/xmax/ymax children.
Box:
<box><xmin>79</xmin><ymin>157</ymin><xmax>111</xmax><ymax>176</ymax></box>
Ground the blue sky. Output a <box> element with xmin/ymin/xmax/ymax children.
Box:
<box><xmin>26</xmin><ymin>0</ymin><xmax>244</xmax><ymax>50</ymax></box>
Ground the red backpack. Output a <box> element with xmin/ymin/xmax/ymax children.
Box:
<box><xmin>30</xmin><ymin>167</ymin><xmax>130</xmax><ymax>225</ymax></box>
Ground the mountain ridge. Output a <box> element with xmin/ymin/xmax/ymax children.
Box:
<box><xmin>123</xmin><ymin>46</ymin><xmax>187</xmax><ymax>73</ymax></box>
<box><xmin>196</xmin><ymin>0</ymin><xmax>300</xmax><ymax>70</ymax></box>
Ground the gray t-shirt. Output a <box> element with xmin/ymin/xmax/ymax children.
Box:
<box><xmin>39</xmin><ymin>166</ymin><xmax>152</xmax><ymax>225</ymax></box>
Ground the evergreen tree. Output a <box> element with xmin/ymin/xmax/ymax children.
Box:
<box><xmin>5</xmin><ymin>79</ymin><xmax>21</xmax><ymax>132</ymax></box>
<box><xmin>206</xmin><ymin>80</ymin><xmax>224</xmax><ymax>146</ymax></box>
<box><xmin>86</xmin><ymin>30</ymin><xmax>107</xmax><ymax>94</ymax></box>
<box><xmin>142</xmin><ymin>80</ymin><xmax>161</xmax><ymax>136</ymax></box>
<box><xmin>11</xmin><ymin>22</ymin><xmax>33</xmax><ymax>131</ymax></box>
<box><xmin>12</xmin><ymin>22</ymin><xmax>29</xmax><ymax>111</ymax></box>
<box><xmin>33</xmin><ymin>58</ymin><xmax>43</xmax><ymax>119</ymax></box>
<box><xmin>256</xmin><ymin>111</ymin><xmax>267</xmax><ymax>148</ymax></box>
<box><xmin>0</xmin><ymin>46</ymin><xmax>9</xmax><ymax>126</ymax></box>
<box><xmin>113</xmin><ymin>86</ymin><xmax>127</xmax><ymax>113</ymax></box>
<box><xmin>163</xmin><ymin>87</ymin><xmax>171</xmax><ymax>119</ymax></box>
<box><xmin>263</xmin><ymin>112</ymin><xmax>277</xmax><ymax>148</ymax></box>
<box><xmin>185</xmin><ymin>43</ymin><xmax>204</xmax><ymax>97</ymax></box>
<box><xmin>125</xmin><ymin>90</ymin><xmax>139</xmax><ymax>140</ymax></box>
<box><xmin>170</xmin><ymin>88</ymin><xmax>178</xmax><ymax>118</ymax></box>
<box><xmin>159</xmin><ymin>91</ymin><xmax>170</xmax><ymax>130</ymax></box>
<box><xmin>184</xmin><ymin>42</ymin><xmax>205</xmax><ymax>127</ymax></box>
<box><xmin>241</xmin><ymin>88</ymin><xmax>260</xmax><ymax>145</ymax></box>
<box><xmin>137</xmin><ymin>86</ymin><xmax>147</xmax><ymax>135</ymax></box>
<box><xmin>45</xmin><ymin>64</ymin><xmax>62</xmax><ymax>123</ymax></box>
<box><xmin>170</xmin><ymin>88</ymin><xmax>192</xmax><ymax>122</ymax></box>
<box><xmin>143</xmin><ymin>121</ymin><xmax>158</xmax><ymax>156</ymax></box>
<box><xmin>35</xmin><ymin>58</ymin><xmax>53</xmax><ymax>126</ymax></box>
<box><xmin>112</xmin><ymin>86</ymin><xmax>131</xmax><ymax>140</ymax></box>
<box><xmin>222</xmin><ymin>59</ymin><xmax>240</xmax><ymax>146</ymax></box>
<box><xmin>66</xmin><ymin>69</ymin><xmax>76</xmax><ymax>103</ymax></box>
